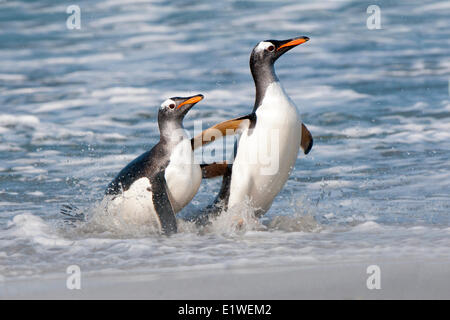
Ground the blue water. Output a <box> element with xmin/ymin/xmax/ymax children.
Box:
<box><xmin>0</xmin><ymin>0</ymin><xmax>449</xmax><ymax>280</ymax></box>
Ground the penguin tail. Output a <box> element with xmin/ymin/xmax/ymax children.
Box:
<box><xmin>60</xmin><ymin>203</ymin><xmax>85</xmax><ymax>221</ymax></box>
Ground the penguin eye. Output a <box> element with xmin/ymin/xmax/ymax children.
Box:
<box><xmin>267</xmin><ymin>45</ymin><xmax>275</xmax><ymax>52</ymax></box>
<box><xmin>169</xmin><ymin>103</ymin><xmax>175</xmax><ymax>109</ymax></box>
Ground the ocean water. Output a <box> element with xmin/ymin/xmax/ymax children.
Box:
<box><xmin>0</xmin><ymin>0</ymin><xmax>449</xmax><ymax>282</ymax></box>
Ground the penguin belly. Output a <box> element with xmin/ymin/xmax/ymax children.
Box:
<box><xmin>108</xmin><ymin>177</ymin><xmax>161</xmax><ymax>228</ymax></box>
<box><xmin>228</xmin><ymin>82</ymin><xmax>302</xmax><ymax>214</ymax></box>
<box><xmin>164</xmin><ymin>138</ymin><xmax>202</xmax><ymax>212</ymax></box>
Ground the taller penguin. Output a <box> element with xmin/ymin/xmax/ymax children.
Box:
<box><xmin>193</xmin><ymin>37</ymin><xmax>313</xmax><ymax>218</ymax></box>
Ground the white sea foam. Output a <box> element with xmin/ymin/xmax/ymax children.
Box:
<box><xmin>0</xmin><ymin>211</ymin><xmax>448</xmax><ymax>281</ymax></box>
<box><xmin>33</xmin><ymin>99</ymin><xmax>97</xmax><ymax>113</ymax></box>
<box><xmin>0</xmin><ymin>114</ymin><xmax>40</xmax><ymax>126</ymax></box>
<box><xmin>0</xmin><ymin>73</ymin><xmax>26</xmax><ymax>81</ymax></box>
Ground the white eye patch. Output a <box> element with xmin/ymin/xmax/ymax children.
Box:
<box><xmin>160</xmin><ymin>99</ymin><xmax>175</xmax><ymax>109</ymax></box>
<box><xmin>255</xmin><ymin>41</ymin><xmax>274</xmax><ymax>53</ymax></box>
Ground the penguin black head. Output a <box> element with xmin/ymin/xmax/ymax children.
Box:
<box><xmin>158</xmin><ymin>94</ymin><xmax>204</xmax><ymax>124</ymax></box>
<box><xmin>249</xmin><ymin>36</ymin><xmax>309</xmax><ymax>111</ymax></box>
<box><xmin>250</xmin><ymin>36</ymin><xmax>309</xmax><ymax>68</ymax></box>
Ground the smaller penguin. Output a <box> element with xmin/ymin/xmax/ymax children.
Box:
<box><xmin>104</xmin><ymin>94</ymin><xmax>204</xmax><ymax>235</ymax></box>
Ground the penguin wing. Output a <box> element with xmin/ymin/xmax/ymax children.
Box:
<box><xmin>191</xmin><ymin>114</ymin><xmax>255</xmax><ymax>149</ymax></box>
<box><xmin>106</xmin><ymin>144</ymin><xmax>168</xmax><ymax>195</ymax></box>
<box><xmin>301</xmin><ymin>123</ymin><xmax>313</xmax><ymax>155</ymax></box>
<box><xmin>150</xmin><ymin>171</ymin><xmax>177</xmax><ymax>235</ymax></box>
<box><xmin>106</xmin><ymin>150</ymin><xmax>153</xmax><ymax>195</ymax></box>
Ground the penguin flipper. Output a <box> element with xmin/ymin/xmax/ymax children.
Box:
<box><xmin>150</xmin><ymin>171</ymin><xmax>177</xmax><ymax>235</ymax></box>
<box><xmin>200</xmin><ymin>161</ymin><xmax>228</xmax><ymax>179</ymax></box>
<box><xmin>191</xmin><ymin>114</ymin><xmax>255</xmax><ymax>149</ymax></box>
<box><xmin>301</xmin><ymin>123</ymin><xmax>313</xmax><ymax>155</ymax></box>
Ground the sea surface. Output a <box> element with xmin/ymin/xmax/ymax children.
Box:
<box><xmin>0</xmin><ymin>0</ymin><xmax>449</xmax><ymax>282</ymax></box>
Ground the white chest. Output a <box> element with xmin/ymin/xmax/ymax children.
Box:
<box><xmin>228</xmin><ymin>82</ymin><xmax>302</xmax><ymax>213</ymax></box>
<box><xmin>164</xmin><ymin>138</ymin><xmax>202</xmax><ymax>212</ymax></box>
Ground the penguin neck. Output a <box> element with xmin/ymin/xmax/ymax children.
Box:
<box><xmin>158</xmin><ymin>120</ymin><xmax>186</xmax><ymax>145</ymax></box>
<box><xmin>251</xmin><ymin>62</ymin><xmax>279</xmax><ymax>112</ymax></box>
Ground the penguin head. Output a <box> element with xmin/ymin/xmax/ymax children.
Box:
<box><xmin>158</xmin><ymin>94</ymin><xmax>204</xmax><ymax>123</ymax></box>
<box><xmin>250</xmin><ymin>36</ymin><xmax>309</xmax><ymax>66</ymax></box>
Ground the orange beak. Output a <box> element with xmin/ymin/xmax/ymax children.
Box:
<box><xmin>277</xmin><ymin>37</ymin><xmax>309</xmax><ymax>51</ymax></box>
<box><xmin>177</xmin><ymin>95</ymin><xmax>204</xmax><ymax>109</ymax></box>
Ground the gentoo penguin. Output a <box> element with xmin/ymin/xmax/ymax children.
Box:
<box><xmin>104</xmin><ymin>94</ymin><xmax>204</xmax><ymax>234</ymax></box>
<box><xmin>192</xmin><ymin>37</ymin><xmax>313</xmax><ymax>219</ymax></box>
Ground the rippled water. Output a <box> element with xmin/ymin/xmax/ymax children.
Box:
<box><xmin>0</xmin><ymin>0</ymin><xmax>449</xmax><ymax>280</ymax></box>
